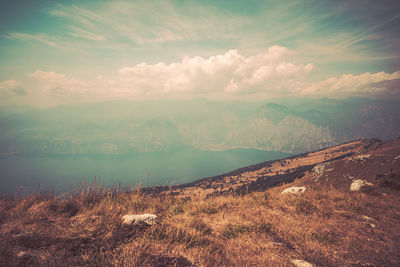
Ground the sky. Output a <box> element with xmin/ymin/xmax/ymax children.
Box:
<box><xmin>0</xmin><ymin>0</ymin><xmax>399</xmax><ymax>107</ymax></box>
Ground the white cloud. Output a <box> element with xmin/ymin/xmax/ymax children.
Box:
<box><xmin>28</xmin><ymin>71</ymin><xmax>86</xmax><ymax>96</ymax></box>
<box><xmin>25</xmin><ymin>48</ymin><xmax>400</xmax><ymax>100</ymax></box>
<box><xmin>302</xmin><ymin>71</ymin><xmax>400</xmax><ymax>95</ymax></box>
<box><xmin>50</xmin><ymin>1</ymin><xmax>246</xmax><ymax>45</ymax></box>
<box><xmin>0</xmin><ymin>80</ymin><xmax>26</xmax><ymax>96</ymax></box>
<box><xmin>26</xmin><ymin>47</ymin><xmax>312</xmax><ymax>98</ymax></box>
<box><xmin>118</xmin><ymin>46</ymin><xmax>313</xmax><ymax>95</ymax></box>
<box><xmin>67</xmin><ymin>26</ymin><xmax>106</xmax><ymax>41</ymax></box>
<box><xmin>2</xmin><ymin>33</ymin><xmax>57</xmax><ymax>47</ymax></box>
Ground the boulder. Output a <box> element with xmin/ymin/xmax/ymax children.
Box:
<box><xmin>122</xmin><ymin>213</ymin><xmax>157</xmax><ymax>225</ymax></box>
<box><xmin>292</xmin><ymin>259</ymin><xmax>313</xmax><ymax>267</ymax></box>
<box><xmin>350</xmin><ymin>179</ymin><xmax>373</xmax><ymax>191</ymax></box>
<box><xmin>281</xmin><ymin>186</ymin><xmax>307</xmax><ymax>195</ymax></box>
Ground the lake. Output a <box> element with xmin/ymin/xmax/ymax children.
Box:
<box><xmin>0</xmin><ymin>149</ymin><xmax>291</xmax><ymax>196</ymax></box>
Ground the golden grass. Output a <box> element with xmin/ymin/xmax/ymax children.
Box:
<box><xmin>1</xmin><ymin>180</ymin><xmax>400</xmax><ymax>266</ymax></box>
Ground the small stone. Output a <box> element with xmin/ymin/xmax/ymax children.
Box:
<box><xmin>350</xmin><ymin>179</ymin><xmax>373</xmax><ymax>191</ymax></box>
<box><xmin>17</xmin><ymin>251</ymin><xmax>26</xmax><ymax>257</ymax></box>
<box><xmin>362</xmin><ymin>215</ymin><xmax>375</xmax><ymax>221</ymax></box>
<box><xmin>349</xmin><ymin>154</ymin><xmax>371</xmax><ymax>162</ymax></box>
<box><xmin>282</xmin><ymin>186</ymin><xmax>307</xmax><ymax>195</ymax></box>
<box><xmin>122</xmin><ymin>213</ymin><xmax>157</xmax><ymax>225</ymax></box>
<box><xmin>292</xmin><ymin>259</ymin><xmax>313</xmax><ymax>267</ymax></box>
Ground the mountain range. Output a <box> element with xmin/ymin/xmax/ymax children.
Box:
<box><xmin>0</xmin><ymin>97</ymin><xmax>399</xmax><ymax>155</ymax></box>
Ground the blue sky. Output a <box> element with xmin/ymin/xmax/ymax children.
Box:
<box><xmin>0</xmin><ymin>0</ymin><xmax>399</xmax><ymax>106</ymax></box>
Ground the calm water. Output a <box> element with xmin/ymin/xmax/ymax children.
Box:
<box><xmin>0</xmin><ymin>149</ymin><xmax>290</xmax><ymax>196</ymax></box>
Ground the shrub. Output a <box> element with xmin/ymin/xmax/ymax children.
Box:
<box><xmin>345</xmin><ymin>200</ymin><xmax>363</xmax><ymax>213</ymax></box>
<box><xmin>377</xmin><ymin>173</ymin><xmax>400</xmax><ymax>190</ymax></box>
<box><xmin>310</xmin><ymin>231</ymin><xmax>335</xmax><ymax>245</ymax></box>
<box><xmin>222</xmin><ymin>223</ymin><xmax>250</xmax><ymax>239</ymax></box>
<box><xmin>292</xmin><ymin>198</ymin><xmax>316</xmax><ymax>215</ymax></box>
<box><xmin>197</xmin><ymin>204</ymin><xmax>219</xmax><ymax>215</ymax></box>
<box><xmin>251</xmin><ymin>192</ymin><xmax>270</xmax><ymax>206</ymax></box>
<box><xmin>190</xmin><ymin>219</ymin><xmax>212</xmax><ymax>235</ymax></box>
<box><xmin>252</xmin><ymin>221</ymin><xmax>273</xmax><ymax>235</ymax></box>
<box><xmin>170</xmin><ymin>205</ymin><xmax>184</xmax><ymax>215</ymax></box>
<box><xmin>57</xmin><ymin>199</ymin><xmax>81</xmax><ymax>217</ymax></box>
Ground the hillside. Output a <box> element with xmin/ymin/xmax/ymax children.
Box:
<box><xmin>146</xmin><ymin>138</ymin><xmax>400</xmax><ymax>198</ymax></box>
<box><xmin>0</xmin><ymin>138</ymin><xmax>399</xmax><ymax>266</ymax></box>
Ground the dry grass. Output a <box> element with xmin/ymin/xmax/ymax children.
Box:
<box><xmin>1</xmin><ymin>179</ymin><xmax>400</xmax><ymax>267</ymax></box>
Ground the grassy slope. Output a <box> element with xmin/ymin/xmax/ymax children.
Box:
<box><xmin>1</xmin><ymin>181</ymin><xmax>400</xmax><ymax>266</ymax></box>
<box><xmin>1</xmin><ymin>139</ymin><xmax>400</xmax><ymax>266</ymax></box>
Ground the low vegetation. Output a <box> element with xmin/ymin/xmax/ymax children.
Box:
<box><xmin>1</xmin><ymin>179</ymin><xmax>399</xmax><ymax>267</ymax></box>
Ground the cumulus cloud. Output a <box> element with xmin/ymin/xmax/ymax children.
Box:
<box><xmin>28</xmin><ymin>71</ymin><xmax>86</xmax><ymax>96</ymax></box>
<box><xmin>302</xmin><ymin>71</ymin><xmax>400</xmax><ymax>96</ymax></box>
<box><xmin>118</xmin><ymin>46</ymin><xmax>313</xmax><ymax>95</ymax></box>
<box><xmin>25</xmin><ymin>47</ymin><xmax>400</xmax><ymax>100</ymax></box>
<box><xmin>0</xmin><ymin>80</ymin><xmax>26</xmax><ymax>96</ymax></box>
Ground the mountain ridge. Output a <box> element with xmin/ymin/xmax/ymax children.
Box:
<box><xmin>1</xmin><ymin>98</ymin><xmax>398</xmax><ymax>155</ymax></box>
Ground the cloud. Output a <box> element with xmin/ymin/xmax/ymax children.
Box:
<box><xmin>302</xmin><ymin>71</ymin><xmax>400</xmax><ymax>96</ymax></box>
<box><xmin>26</xmin><ymin>47</ymin><xmax>400</xmax><ymax>100</ymax></box>
<box><xmin>118</xmin><ymin>46</ymin><xmax>313</xmax><ymax>95</ymax></box>
<box><xmin>0</xmin><ymin>80</ymin><xmax>26</xmax><ymax>96</ymax></box>
<box><xmin>368</xmin><ymin>78</ymin><xmax>400</xmax><ymax>96</ymax></box>
<box><xmin>67</xmin><ymin>26</ymin><xmax>106</xmax><ymax>41</ymax></box>
<box><xmin>338</xmin><ymin>13</ymin><xmax>400</xmax><ymax>49</ymax></box>
<box><xmin>28</xmin><ymin>71</ymin><xmax>86</xmax><ymax>96</ymax></box>
<box><xmin>49</xmin><ymin>1</ymin><xmax>246</xmax><ymax>45</ymax></box>
<box><xmin>25</xmin><ymin>47</ymin><xmax>312</xmax><ymax>98</ymax></box>
<box><xmin>2</xmin><ymin>33</ymin><xmax>57</xmax><ymax>47</ymax></box>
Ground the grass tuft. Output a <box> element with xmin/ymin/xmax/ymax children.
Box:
<box><xmin>292</xmin><ymin>197</ymin><xmax>316</xmax><ymax>215</ymax></box>
<box><xmin>221</xmin><ymin>223</ymin><xmax>250</xmax><ymax>239</ymax></box>
<box><xmin>189</xmin><ymin>218</ymin><xmax>212</xmax><ymax>235</ymax></box>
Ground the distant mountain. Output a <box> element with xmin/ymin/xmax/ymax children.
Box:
<box><xmin>0</xmin><ymin>98</ymin><xmax>399</xmax><ymax>155</ymax></box>
<box><xmin>0</xmin><ymin>105</ymin><xmax>35</xmax><ymax>118</ymax></box>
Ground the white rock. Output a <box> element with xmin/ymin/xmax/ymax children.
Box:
<box><xmin>17</xmin><ymin>251</ymin><xmax>26</xmax><ymax>257</ymax></box>
<box><xmin>362</xmin><ymin>215</ymin><xmax>375</xmax><ymax>221</ymax></box>
<box><xmin>313</xmin><ymin>164</ymin><xmax>326</xmax><ymax>176</ymax></box>
<box><xmin>348</xmin><ymin>154</ymin><xmax>371</xmax><ymax>162</ymax></box>
<box><xmin>122</xmin><ymin>213</ymin><xmax>157</xmax><ymax>225</ymax></box>
<box><xmin>356</xmin><ymin>154</ymin><xmax>371</xmax><ymax>160</ymax></box>
<box><xmin>282</xmin><ymin>186</ymin><xmax>307</xmax><ymax>195</ymax></box>
<box><xmin>350</xmin><ymin>179</ymin><xmax>373</xmax><ymax>191</ymax></box>
<box><xmin>312</xmin><ymin>163</ymin><xmax>332</xmax><ymax>182</ymax></box>
<box><xmin>292</xmin><ymin>259</ymin><xmax>313</xmax><ymax>267</ymax></box>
